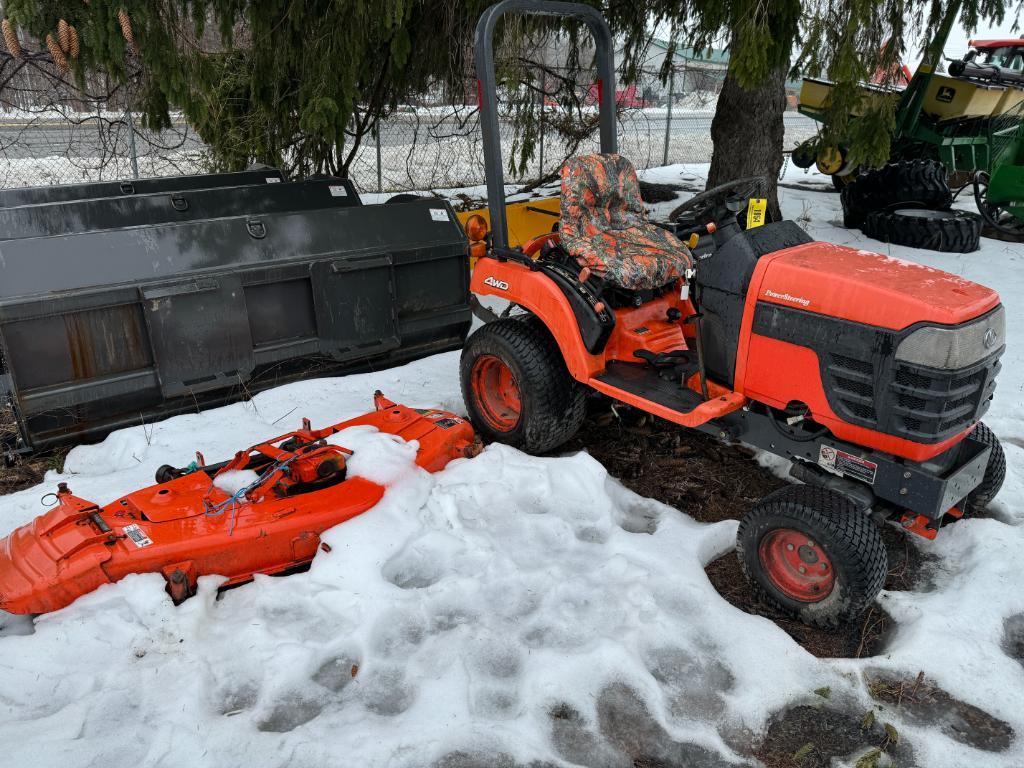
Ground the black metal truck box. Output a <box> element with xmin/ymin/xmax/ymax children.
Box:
<box><xmin>0</xmin><ymin>169</ymin><xmax>284</xmax><ymax>209</ymax></box>
<box><xmin>0</xmin><ymin>197</ymin><xmax>470</xmax><ymax>452</ymax></box>
<box><xmin>0</xmin><ymin>177</ymin><xmax>360</xmax><ymax>240</ymax></box>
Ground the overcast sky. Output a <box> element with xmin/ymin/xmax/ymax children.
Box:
<box><xmin>937</xmin><ymin>18</ymin><xmax>1020</xmax><ymax>59</ymax></box>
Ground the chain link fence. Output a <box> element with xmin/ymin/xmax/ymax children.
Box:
<box><xmin>0</xmin><ymin>64</ymin><xmax>819</xmax><ymax>194</ymax></box>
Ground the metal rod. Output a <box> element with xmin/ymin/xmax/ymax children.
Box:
<box><xmin>663</xmin><ymin>58</ymin><xmax>675</xmax><ymax>166</ymax></box>
<box><xmin>375</xmin><ymin>124</ymin><xmax>383</xmax><ymax>193</ymax></box>
<box><xmin>125</xmin><ymin>108</ymin><xmax>139</xmax><ymax>180</ymax></box>
<box><xmin>538</xmin><ymin>67</ymin><xmax>546</xmax><ymax>179</ymax></box>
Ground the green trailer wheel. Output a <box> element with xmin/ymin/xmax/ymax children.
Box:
<box><xmin>974</xmin><ymin>171</ymin><xmax>1024</xmax><ymax>241</ymax></box>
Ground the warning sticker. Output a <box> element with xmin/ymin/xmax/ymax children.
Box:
<box><xmin>122</xmin><ymin>523</ymin><xmax>153</xmax><ymax>548</ymax></box>
<box><xmin>328</xmin><ymin>185</ymin><xmax>347</xmax><ymax>197</ymax></box>
<box><xmin>429</xmin><ymin>208</ymin><xmax>450</xmax><ymax>222</ymax></box>
<box><xmin>817</xmin><ymin>445</ymin><xmax>878</xmax><ymax>484</ymax></box>
<box><xmin>433</xmin><ymin>417</ymin><xmax>462</xmax><ymax>429</ymax></box>
<box><xmin>265</xmin><ymin>177</ymin><xmax>281</xmax><ymax>183</ymax></box>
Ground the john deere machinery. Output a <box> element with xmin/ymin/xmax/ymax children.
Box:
<box><xmin>794</xmin><ymin>1</ymin><xmax>1024</xmax><ymax>242</ymax></box>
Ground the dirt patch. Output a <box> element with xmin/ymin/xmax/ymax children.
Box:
<box><xmin>565</xmin><ymin>410</ymin><xmax>926</xmax><ymax>659</ymax></box>
<box><xmin>753</xmin><ymin>703</ymin><xmax>914</xmax><ymax>768</ymax></box>
<box><xmin>564</xmin><ymin>410</ymin><xmax>785</xmax><ymax>526</ymax></box>
<box><xmin>867</xmin><ymin>671</ymin><xmax>1015</xmax><ymax>752</ymax></box>
<box><xmin>1003</xmin><ymin>614</ymin><xmax>1024</xmax><ymax>668</ymax></box>
<box><xmin>1</xmin><ymin>403</ymin><xmax>71</xmax><ymax>497</ymax></box>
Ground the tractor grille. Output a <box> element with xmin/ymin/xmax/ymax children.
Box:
<box><xmin>825</xmin><ymin>349</ymin><xmax>1002</xmax><ymax>443</ymax></box>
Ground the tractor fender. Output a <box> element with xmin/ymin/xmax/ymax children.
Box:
<box><xmin>470</xmin><ymin>258</ymin><xmax>605</xmax><ymax>381</ymax></box>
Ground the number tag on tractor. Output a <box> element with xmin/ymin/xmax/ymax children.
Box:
<box><xmin>746</xmin><ymin>198</ymin><xmax>768</xmax><ymax>229</ymax></box>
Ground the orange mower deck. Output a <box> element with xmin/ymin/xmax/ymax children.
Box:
<box><xmin>0</xmin><ymin>392</ymin><xmax>477</xmax><ymax>615</ymax></box>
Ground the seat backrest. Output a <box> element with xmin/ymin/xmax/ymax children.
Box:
<box><xmin>560</xmin><ymin>154</ymin><xmax>646</xmax><ymax>236</ymax></box>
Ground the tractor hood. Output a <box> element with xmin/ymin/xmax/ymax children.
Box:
<box><xmin>753</xmin><ymin>242</ymin><xmax>1000</xmax><ymax>330</ymax></box>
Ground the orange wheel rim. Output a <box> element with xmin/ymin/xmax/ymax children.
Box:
<box><xmin>470</xmin><ymin>355</ymin><xmax>522</xmax><ymax>432</ymax></box>
<box><xmin>758</xmin><ymin>528</ymin><xmax>835</xmax><ymax>602</ymax></box>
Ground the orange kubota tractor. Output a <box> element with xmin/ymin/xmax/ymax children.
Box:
<box><xmin>461</xmin><ymin>0</ymin><xmax>1006</xmax><ymax>627</ymax></box>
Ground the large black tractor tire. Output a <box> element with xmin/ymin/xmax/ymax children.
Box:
<box><xmin>962</xmin><ymin>421</ymin><xmax>1006</xmax><ymax>515</ymax></box>
<box><xmin>862</xmin><ymin>208</ymin><xmax>981</xmax><ymax>253</ymax></box>
<box><xmin>460</xmin><ymin>317</ymin><xmax>586</xmax><ymax>454</ymax></box>
<box><xmin>737</xmin><ymin>485</ymin><xmax>888</xmax><ymax>628</ymax></box>
<box><xmin>840</xmin><ymin>159</ymin><xmax>953</xmax><ymax>229</ymax></box>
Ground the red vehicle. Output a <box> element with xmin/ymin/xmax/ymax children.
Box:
<box><xmin>462</xmin><ymin>0</ymin><xmax>1005</xmax><ymax>626</ymax></box>
<box><xmin>0</xmin><ymin>393</ymin><xmax>477</xmax><ymax>614</ymax></box>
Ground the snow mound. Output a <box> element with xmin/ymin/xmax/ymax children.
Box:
<box><xmin>213</xmin><ymin>469</ymin><xmax>260</xmax><ymax>496</ymax></box>
<box><xmin>0</xmin><ymin>166</ymin><xmax>1023</xmax><ymax>767</ymax></box>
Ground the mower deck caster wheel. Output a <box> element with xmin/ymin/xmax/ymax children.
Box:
<box><xmin>460</xmin><ymin>317</ymin><xmax>586</xmax><ymax>454</ymax></box>
<box><xmin>737</xmin><ymin>485</ymin><xmax>888</xmax><ymax>628</ymax></box>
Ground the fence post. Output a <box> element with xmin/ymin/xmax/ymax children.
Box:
<box><xmin>662</xmin><ymin>62</ymin><xmax>675</xmax><ymax>167</ymax></box>
<box><xmin>125</xmin><ymin>107</ymin><xmax>139</xmax><ymax>179</ymax></box>
<box><xmin>538</xmin><ymin>68</ymin><xmax>545</xmax><ymax>180</ymax></box>
<box><xmin>375</xmin><ymin>123</ymin><xmax>383</xmax><ymax>193</ymax></box>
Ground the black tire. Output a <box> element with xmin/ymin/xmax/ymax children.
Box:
<box><xmin>460</xmin><ymin>317</ymin><xmax>586</xmax><ymax>453</ymax></box>
<box><xmin>840</xmin><ymin>160</ymin><xmax>952</xmax><ymax>230</ymax></box>
<box><xmin>963</xmin><ymin>421</ymin><xmax>1006</xmax><ymax>515</ymax></box>
<box><xmin>737</xmin><ymin>485</ymin><xmax>888</xmax><ymax>628</ymax></box>
<box><xmin>862</xmin><ymin>208</ymin><xmax>981</xmax><ymax>253</ymax></box>
<box><xmin>385</xmin><ymin>193</ymin><xmax>423</xmax><ymax>204</ymax></box>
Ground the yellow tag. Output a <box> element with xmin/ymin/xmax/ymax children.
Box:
<box><xmin>686</xmin><ymin>233</ymin><xmax>700</xmax><ymax>249</ymax></box>
<box><xmin>746</xmin><ymin>198</ymin><xmax>767</xmax><ymax>229</ymax></box>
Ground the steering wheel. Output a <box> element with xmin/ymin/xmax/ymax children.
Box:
<box><xmin>668</xmin><ymin>176</ymin><xmax>767</xmax><ymax>224</ymax></box>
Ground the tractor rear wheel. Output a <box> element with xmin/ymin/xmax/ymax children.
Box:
<box><xmin>862</xmin><ymin>208</ymin><xmax>981</xmax><ymax>253</ymax></box>
<box><xmin>962</xmin><ymin>421</ymin><xmax>1006</xmax><ymax>515</ymax></box>
<box><xmin>737</xmin><ymin>485</ymin><xmax>888</xmax><ymax>628</ymax></box>
<box><xmin>460</xmin><ymin>317</ymin><xmax>586</xmax><ymax>454</ymax></box>
<box><xmin>840</xmin><ymin>159</ymin><xmax>953</xmax><ymax>229</ymax></box>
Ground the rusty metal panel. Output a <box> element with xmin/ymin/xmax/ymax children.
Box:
<box><xmin>0</xmin><ymin>190</ymin><xmax>470</xmax><ymax>453</ymax></box>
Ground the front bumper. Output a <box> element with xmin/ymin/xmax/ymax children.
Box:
<box><xmin>708</xmin><ymin>408</ymin><xmax>989</xmax><ymax>522</ymax></box>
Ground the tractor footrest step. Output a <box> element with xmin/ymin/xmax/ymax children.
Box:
<box><xmin>591</xmin><ymin>362</ymin><xmax>747</xmax><ymax>428</ymax></box>
<box><xmin>596</xmin><ymin>362</ymin><xmax>704</xmax><ymax>413</ymax></box>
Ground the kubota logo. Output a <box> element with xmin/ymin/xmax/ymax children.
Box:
<box><xmin>484</xmin><ymin>276</ymin><xmax>509</xmax><ymax>291</ymax></box>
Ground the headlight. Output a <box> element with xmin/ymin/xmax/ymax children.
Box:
<box><xmin>895</xmin><ymin>306</ymin><xmax>1005</xmax><ymax>370</ymax></box>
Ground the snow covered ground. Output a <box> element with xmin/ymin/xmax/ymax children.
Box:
<box><xmin>0</xmin><ymin>165</ymin><xmax>1022</xmax><ymax>768</ymax></box>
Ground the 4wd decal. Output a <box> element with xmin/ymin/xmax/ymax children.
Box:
<box><xmin>818</xmin><ymin>445</ymin><xmax>878</xmax><ymax>485</ymax></box>
<box><xmin>483</xmin><ymin>276</ymin><xmax>509</xmax><ymax>291</ymax></box>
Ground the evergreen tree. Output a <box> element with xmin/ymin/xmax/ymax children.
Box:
<box><xmin>3</xmin><ymin>0</ymin><xmax>1015</xmax><ymax>211</ymax></box>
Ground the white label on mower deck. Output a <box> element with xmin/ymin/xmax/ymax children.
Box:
<box><xmin>265</xmin><ymin>177</ymin><xmax>281</xmax><ymax>183</ymax></box>
<box><xmin>818</xmin><ymin>445</ymin><xmax>878</xmax><ymax>485</ymax></box>
<box><xmin>430</xmin><ymin>208</ymin><xmax>450</xmax><ymax>222</ymax></box>
<box><xmin>329</xmin><ymin>185</ymin><xmax>347</xmax><ymax>197</ymax></box>
<box><xmin>122</xmin><ymin>523</ymin><xmax>153</xmax><ymax>549</ymax></box>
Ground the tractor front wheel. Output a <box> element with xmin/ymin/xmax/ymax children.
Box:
<box><xmin>737</xmin><ymin>485</ymin><xmax>888</xmax><ymax>628</ymax></box>
<box><xmin>460</xmin><ymin>318</ymin><xmax>586</xmax><ymax>454</ymax></box>
<box><xmin>962</xmin><ymin>421</ymin><xmax>1006</xmax><ymax>515</ymax></box>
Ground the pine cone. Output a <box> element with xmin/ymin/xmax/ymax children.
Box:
<box><xmin>118</xmin><ymin>8</ymin><xmax>134</xmax><ymax>47</ymax></box>
<box><xmin>57</xmin><ymin>19</ymin><xmax>71</xmax><ymax>54</ymax></box>
<box><xmin>1</xmin><ymin>19</ymin><xmax>22</xmax><ymax>58</ymax></box>
<box><xmin>46</xmin><ymin>33</ymin><xmax>69</xmax><ymax>73</ymax></box>
<box><xmin>68</xmin><ymin>25</ymin><xmax>80</xmax><ymax>59</ymax></box>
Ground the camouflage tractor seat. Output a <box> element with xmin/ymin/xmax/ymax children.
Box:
<box><xmin>559</xmin><ymin>153</ymin><xmax>692</xmax><ymax>291</ymax></box>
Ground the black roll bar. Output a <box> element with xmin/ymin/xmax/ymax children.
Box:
<box><xmin>474</xmin><ymin>0</ymin><xmax>618</xmax><ymax>250</ymax></box>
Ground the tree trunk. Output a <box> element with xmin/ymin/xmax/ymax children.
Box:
<box><xmin>707</xmin><ymin>62</ymin><xmax>788</xmax><ymax>221</ymax></box>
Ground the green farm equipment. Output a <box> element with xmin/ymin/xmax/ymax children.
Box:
<box><xmin>794</xmin><ymin>5</ymin><xmax>1024</xmax><ymax>240</ymax></box>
